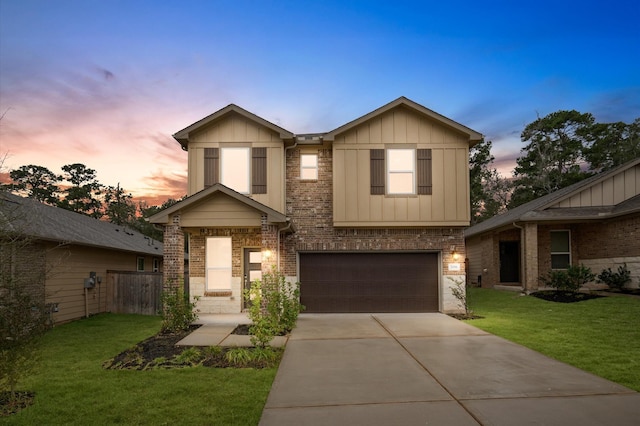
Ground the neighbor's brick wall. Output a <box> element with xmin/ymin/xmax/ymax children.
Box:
<box><xmin>576</xmin><ymin>215</ymin><xmax>640</xmax><ymax>259</ymax></box>
<box><xmin>282</xmin><ymin>147</ymin><xmax>467</xmax><ymax>277</ymax></box>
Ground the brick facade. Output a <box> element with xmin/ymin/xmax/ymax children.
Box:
<box><xmin>163</xmin><ymin>213</ymin><xmax>185</xmax><ymax>290</ymax></box>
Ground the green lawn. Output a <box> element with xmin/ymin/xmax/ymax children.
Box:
<box><xmin>465</xmin><ymin>287</ymin><xmax>640</xmax><ymax>391</ymax></box>
<box><xmin>2</xmin><ymin>314</ymin><xmax>276</xmax><ymax>425</ymax></box>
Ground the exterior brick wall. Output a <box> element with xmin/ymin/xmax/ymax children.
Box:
<box><xmin>576</xmin><ymin>215</ymin><xmax>640</xmax><ymax>259</ymax></box>
<box><xmin>189</xmin><ymin>228</ymin><xmax>261</xmax><ymax>278</ymax></box>
<box><xmin>163</xmin><ymin>213</ymin><xmax>184</xmax><ymax>290</ymax></box>
<box><xmin>283</xmin><ymin>147</ymin><xmax>467</xmax><ymax>303</ymax></box>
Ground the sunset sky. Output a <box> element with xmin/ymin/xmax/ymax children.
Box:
<box><xmin>1</xmin><ymin>0</ymin><xmax>639</xmax><ymax>205</ymax></box>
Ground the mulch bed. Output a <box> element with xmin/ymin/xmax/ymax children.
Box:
<box><xmin>530</xmin><ymin>290</ymin><xmax>604</xmax><ymax>303</ymax></box>
<box><xmin>103</xmin><ymin>324</ymin><xmax>281</xmax><ymax>370</ymax></box>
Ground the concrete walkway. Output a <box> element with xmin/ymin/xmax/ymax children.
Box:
<box><xmin>259</xmin><ymin>313</ymin><xmax>640</xmax><ymax>426</ymax></box>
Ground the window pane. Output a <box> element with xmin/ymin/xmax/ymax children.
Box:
<box><xmin>206</xmin><ymin>237</ymin><xmax>232</xmax><ymax>267</ymax></box>
<box><xmin>249</xmin><ymin>270</ymin><xmax>262</xmax><ymax>282</ymax></box>
<box><xmin>388</xmin><ymin>173</ymin><xmax>414</xmax><ymax>194</ymax></box>
<box><xmin>207</xmin><ymin>270</ymin><xmax>232</xmax><ymax>290</ymax></box>
<box><xmin>388</xmin><ymin>149</ymin><xmax>414</xmax><ymax>171</ymax></box>
<box><xmin>221</xmin><ymin>148</ymin><xmax>250</xmax><ymax>193</ymax></box>
<box><xmin>300</xmin><ymin>154</ymin><xmax>318</xmax><ymax>180</ymax></box>
<box><xmin>551</xmin><ymin>231</ymin><xmax>569</xmax><ymax>252</ymax></box>
<box><xmin>551</xmin><ymin>254</ymin><xmax>570</xmax><ymax>269</ymax></box>
<box><xmin>301</xmin><ymin>154</ymin><xmax>317</xmax><ymax>168</ymax></box>
<box><xmin>249</xmin><ymin>251</ymin><xmax>262</xmax><ymax>263</ymax></box>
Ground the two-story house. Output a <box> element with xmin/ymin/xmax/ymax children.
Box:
<box><xmin>150</xmin><ymin>97</ymin><xmax>483</xmax><ymax>314</ymax></box>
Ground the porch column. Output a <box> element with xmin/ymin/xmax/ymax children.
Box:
<box><xmin>523</xmin><ymin>222</ymin><xmax>539</xmax><ymax>293</ymax></box>
<box><xmin>164</xmin><ymin>213</ymin><xmax>185</xmax><ymax>291</ymax></box>
<box><xmin>261</xmin><ymin>215</ymin><xmax>278</xmax><ymax>274</ymax></box>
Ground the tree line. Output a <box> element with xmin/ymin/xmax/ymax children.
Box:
<box><xmin>1</xmin><ymin>162</ymin><xmax>182</xmax><ymax>241</ymax></box>
<box><xmin>470</xmin><ymin>110</ymin><xmax>639</xmax><ymax>225</ymax></box>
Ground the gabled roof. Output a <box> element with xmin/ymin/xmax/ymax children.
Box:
<box><xmin>0</xmin><ymin>192</ymin><xmax>163</xmax><ymax>256</ymax></box>
<box><xmin>323</xmin><ymin>96</ymin><xmax>484</xmax><ymax>145</ymax></box>
<box><xmin>148</xmin><ymin>183</ymin><xmax>289</xmax><ymax>225</ymax></box>
<box><xmin>173</xmin><ymin>104</ymin><xmax>295</xmax><ymax>150</ymax></box>
<box><xmin>465</xmin><ymin>157</ymin><xmax>640</xmax><ymax>238</ymax></box>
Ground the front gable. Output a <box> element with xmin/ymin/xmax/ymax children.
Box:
<box><xmin>328</xmin><ymin>98</ymin><xmax>481</xmax><ymax>227</ymax></box>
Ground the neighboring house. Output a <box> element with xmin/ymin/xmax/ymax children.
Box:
<box><xmin>0</xmin><ymin>192</ymin><xmax>164</xmax><ymax>324</ymax></box>
<box><xmin>150</xmin><ymin>97</ymin><xmax>483</xmax><ymax>314</ymax></box>
<box><xmin>465</xmin><ymin>158</ymin><xmax>640</xmax><ymax>292</ymax></box>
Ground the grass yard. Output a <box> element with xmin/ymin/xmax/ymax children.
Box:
<box><xmin>465</xmin><ymin>287</ymin><xmax>640</xmax><ymax>391</ymax></box>
<box><xmin>1</xmin><ymin>314</ymin><xmax>276</xmax><ymax>425</ymax></box>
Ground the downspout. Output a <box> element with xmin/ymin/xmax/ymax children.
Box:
<box><xmin>279</xmin><ymin>140</ymin><xmax>298</xmax><ymax>272</ymax></box>
<box><xmin>513</xmin><ymin>222</ymin><xmax>525</xmax><ymax>292</ymax></box>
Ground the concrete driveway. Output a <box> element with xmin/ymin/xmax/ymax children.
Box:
<box><xmin>259</xmin><ymin>313</ymin><xmax>640</xmax><ymax>425</ymax></box>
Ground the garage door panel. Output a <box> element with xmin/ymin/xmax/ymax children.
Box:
<box><xmin>300</xmin><ymin>252</ymin><xmax>438</xmax><ymax>313</ymax></box>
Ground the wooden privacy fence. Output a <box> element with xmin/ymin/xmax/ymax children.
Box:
<box><xmin>107</xmin><ymin>271</ymin><xmax>190</xmax><ymax>315</ymax></box>
<box><xmin>107</xmin><ymin>270</ymin><xmax>163</xmax><ymax>315</ymax></box>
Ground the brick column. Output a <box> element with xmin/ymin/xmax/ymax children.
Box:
<box><xmin>523</xmin><ymin>222</ymin><xmax>539</xmax><ymax>293</ymax></box>
<box><xmin>261</xmin><ymin>215</ymin><xmax>278</xmax><ymax>274</ymax></box>
<box><xmin>164</xmin><ymin>213</ymin><xmax>185</xmax><ymax>291</ymax></box>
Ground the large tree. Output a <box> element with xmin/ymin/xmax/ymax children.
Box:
<box><xmin>585</xmin><ymin>118</ymin><xmax>640</xmax><ymax>172</ymax></box>
<box><xmin>510</xmin><ymin>110</ymin><xmax>594</xmax><ymax>208</ymax></box>
<box><xmin>8</xmin><ymin>165</ymin><xmax>60</xmax><ymax>205</ymax></box>
<box><xmin>58</xmin><ymin>163</ymin><xmax>104</xmax><ymax>218</ymax></box>
<box><xmin>103</xmin><ymin>184</ymin><xmax>137</xmax><ymax>225</ymax></box>
<box><xmin>469</xmin><ymin>139</ymin><xmax>510</xmax><ymax>224</ymax></box>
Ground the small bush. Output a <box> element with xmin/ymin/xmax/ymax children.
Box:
<box><xmin>173</xmin><ymin>347</ymin><xmax>203</xmax><ymax>366</ymax></box>
<box><xmin>244</xmin><ymin>267</ymin><xmax>304</xmax><ymax>348</ymax></box>
<box><xmin>225</xmin><ymin>348</ymin><xmax>253</xmax><ymax>367</ymax></box>
<box><xmin>160</xmin><ymin>283</ymin><xmax>198</xmax><ymax>333</ymax></box>
<box><xmin>540</xmin><ymin>264</ymin><xmax>595</xmax><ymax>292</ymax></box>
<box><xmin>597</xmin><ymin>264</ymin><xmax>631</xmax><ymax>290</ymax></box>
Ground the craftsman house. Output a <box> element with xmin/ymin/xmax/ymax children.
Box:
<box><xmin>465</xmin><ymin>158</ymin><xmax>640</xmax><ymax>292</ymax></box>
<box><xmin>150</xmin><ymin>97</ymin><xmax>483</xmax><ymax>313</ymax></box>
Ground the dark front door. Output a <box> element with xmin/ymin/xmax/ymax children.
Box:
<box><xmin>299</xmin><ymin>252</ymin><xmax>439</xmax><ymax>313</ymax></box>
<box><xmin>243</xmin><ymin>248</ymin><xmax>262</xmax><ymax>309</ymax></box>
<box><xmin>499</xmin><ymin>241</ymin><xmax>520</xmax><ymax>283</ymax></box>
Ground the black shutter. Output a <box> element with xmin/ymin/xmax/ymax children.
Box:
<box><xmin>204</xmin><ymin>148</ymin><xmax>219</xmax><ymax>187</ymax></box>
<box><xmin>252</xmin><ymin>147</ymin><xmax>267</xmax><ymax>194</ymax></box>
<box><xmin>417</xmin><ymin>149</ymin><xmax>432</xmax><ymax>195</ymax></box>
<box><xmin>370</xmin><ymin>149</ymin><xmax>385</xmax><ymax>195</ymax></box>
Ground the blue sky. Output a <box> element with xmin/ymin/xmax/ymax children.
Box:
<box><xmin>1</xmin><ymin>0</ymin><xmax>639</xmax><ymax>203</ymax></box>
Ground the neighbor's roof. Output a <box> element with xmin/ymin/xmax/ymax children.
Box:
<box><xmin>465</xmin><ymin>157</ymin><xmax>640</xmax><ymax>238</ymax></box>
<box><xmin>0</xmin><ymin>192</ymin><xmax>163</xmax><ymax>256</ymax></box>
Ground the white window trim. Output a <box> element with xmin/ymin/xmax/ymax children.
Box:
<box><xmin>300</xmin><ymin>153</ymin><xmax>318</xmax><ymax>180</ymax></box>
<box><xmin>220</xmin><ymin>147</ymin><xmax>250</xmax><ymax>194</ymax></box>
<box><xmin>386</xmin><ymin>148</ymin><xmax>416</xmax><ymax>195</ymax></box>
<box><xmin>550</xmin><ymin>230</ymin><xmax>571</xmax><ymax>270</ymax></box>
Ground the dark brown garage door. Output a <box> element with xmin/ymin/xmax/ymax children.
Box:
<box><xmin>299</xmin><ymin>252</ymin><xmax>438</xmax><ymax>313</ymax></box>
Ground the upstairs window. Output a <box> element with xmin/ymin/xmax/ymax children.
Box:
<box><xmin>221</xmin><ymin>148</ymin><xmax>250</xmax><ymax>194</ymax></box>
<box><xmin>387</xmin><ymin>149</ymin><xmax>415</xmax><ymax>194</ymax></box>
<box><xmin>300</xmin><ymin>153</ymin><xmax>318</xmax><ymax>180</ymax></box>
<box><xmin>550</xmin><ymin>230</ymin><xmax>571</xmax><ymax>269</ymax></box>
<box><xmin>204</xmin><ymin>147</ymin><xmax>267</xmax><ymax>194</ymax></box>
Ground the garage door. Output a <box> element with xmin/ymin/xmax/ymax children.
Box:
<box><xmin>299</xmin><ymin>252</ymin><xmax>439</xmax><ymax>313</ymax></box>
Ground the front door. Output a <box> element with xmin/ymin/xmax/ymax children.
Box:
<box><xmin>243</xmin><ymin>248</ymin><xmax>262</xmax><ymax>309</ymax></box>
<box><xmin>499</xmin><ymin>241</ymin><xmax>520</xmax><ymax>283</ymax></box>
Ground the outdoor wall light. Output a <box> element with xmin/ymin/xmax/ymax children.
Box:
<box><xmin>263</xmin><ymin>249</ymin><xmax>272</xmax><ymax>259</ymax></box>
<box><xmin>450</xmin><ymin>245</ymin><xmax>459</xmax><ymax>261</ymax></box>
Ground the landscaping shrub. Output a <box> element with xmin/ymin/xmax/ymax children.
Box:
<box><xmin>597</xmin><ymin>264</ymin><xmax>631</xmax><ymax>290</ymax></box>
<box><xmin>539</xmin><ymin>264</ymin><xmax>595</xmax><ymax>292</ymax></box>
<box><xmin>244</xmin><ymin>267</ymin><xmax>304</xmax><ymax>347</ymax></box>
<box><xmin>160</xmin><ymin>283</ymin><xmax>198</xmax><ymax>333</ymax></box>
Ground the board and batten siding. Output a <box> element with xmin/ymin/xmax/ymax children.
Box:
<box><xmin>333</xmin><ymin>107</ymin><xmax>471</xmax><ymax>226</ymax></box>
<box><xmin>186</xmin><ymin>113</ymin><xmax>285</xmax><ymax>212</ymax></box>
<box><xmin>44</xmin><ymin>243</ymin><xmax>162</xmax><ymax>324</ymax></box>
<box><xmin>553</xmin><ymin>163</ymin><xmax>640</xmax><ymax>208</ymax></box>
<box><xmin>179</xmin><ymin>192</ymin><xmax>263</xmax><ymax>228</ymax></box>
